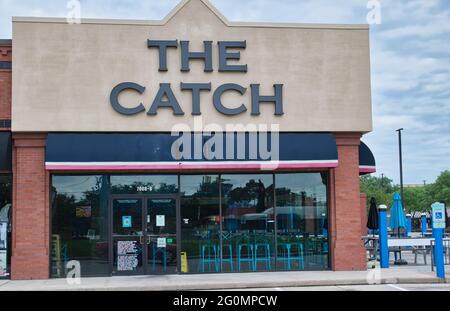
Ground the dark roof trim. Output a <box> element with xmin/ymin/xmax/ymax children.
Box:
<box><xmin>0</xmin><ymin>39</ymin><xmax>12</xmax><ymax>46</ymax></box>
<box><xmin>45</xmin><ymin>132</ymin><xmax>339</xmax><ymax>171</ymax></box>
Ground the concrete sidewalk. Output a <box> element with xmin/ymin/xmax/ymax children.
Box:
<box><xmin>0</xmin><ymin>266</ymin><xmax>448</xmax><ymax>291</ymax></box>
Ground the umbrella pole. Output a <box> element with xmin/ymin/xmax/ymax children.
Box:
<box><xmin>394</xmin><ymin>228</ymin><xmax>408</xmax><ymax>265</ymax></box>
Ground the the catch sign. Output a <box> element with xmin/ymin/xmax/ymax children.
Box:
<box><xmin>110</xmin><ymin>40</ymin><xmax>284</xmax><ymax>117</ymax></box>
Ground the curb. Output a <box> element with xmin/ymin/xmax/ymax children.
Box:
<box><xmin>37</xmin><ymin>277</ymin><xmax>449</xmax><ymax>291</ymax></box>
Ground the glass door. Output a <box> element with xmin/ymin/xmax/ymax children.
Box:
<box><xmin>112</xmin><ymin>198</ymin><xmax>144</xmax><ymax>275</ymax></box>
<box><xmin>146</xmin><ymin>198</ymin><xmax>177</xmax><ymax>274</ymax></box>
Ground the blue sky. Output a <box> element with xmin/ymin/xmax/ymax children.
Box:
<box><xmin>0</xmin><ymin>0</ymin><xmax>449</xmax><ymax>184</ymax></box>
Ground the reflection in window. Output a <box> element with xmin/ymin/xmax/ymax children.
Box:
<box><xmin>221</xmin><ymin>175</ymin><xmax>274</xmax><ymax>272</ymax></box>
<box><xmin>51</xmin><ymin>175</ymin><xmax>109</xmax><ymax>277</ymax></box>
<box><xmin>275</xmin><ymin>173</ymin><xmax>329</xmax><ymax>270</ymax></box>
<box><xmin>0</xmin><ymin>175</ymin><xmax>12</xmax><ymax>276</ymax></box>
<box><xmin>180</xmin><ymin>175</ymin><xmax>220</xmax><ymax>273</ymax></box>
<box><xmin>110</xmin><ymin>175</ymin><xmax>178</xmax><ymax>194</ymax></box>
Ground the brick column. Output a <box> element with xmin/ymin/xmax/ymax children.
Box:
<box><xmin>11</xmin><ymin>133</ymin><xmax>49</xmax><ymax>280</ymax></box>
<box><xmin>329</xmin><ymin>133</ymin><xmax>366</xmax><ymax>271</ymax></box>
<box><xmin>360</xmin><ymin>193</ymin><xmax>368</xmax><ymax>236</ymax></box>
<box><xmin>0</xmin><ymin>40</ymin><xmax>12</xmax><ymax>125</ymax></box>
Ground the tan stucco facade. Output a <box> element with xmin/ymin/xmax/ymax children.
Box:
<box><xmin>11</xmin><ymin>0</ymin><xmax>372</xmax><ymax>133</ymax></box>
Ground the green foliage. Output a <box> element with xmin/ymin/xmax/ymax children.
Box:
<box><xmin>360</xmin><ymin>175</ymin><xmax>398</xmax><ymax>207</ymax></box>
<box><xmin>360</xmin><ymin>170</ymin><xmax>450</xmax><ymax>213</ymax></box>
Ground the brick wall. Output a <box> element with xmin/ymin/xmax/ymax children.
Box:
<box><xmin>11</xmin><ymin>133</ymin><xmax>49</xmax><ymax>280</ymax></box>
<box><xmin>329</xmin><ymin>133</ymin><xmax>366</xmax><ymax>271</ymax></box>
<box><xmin>0</xmin><ymin>40</ymin><xmax>12</xmax><ymax>126</ymax></box>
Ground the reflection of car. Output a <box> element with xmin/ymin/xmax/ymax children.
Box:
<box><xmin>0</xmin><ymin>204</ymin><xmax>11</xmax><ymax>247</ymax></box>
<box><xmin>240</xmin><ymin>206</ymin><xmax>327</xmax><ymax>232</ymax></box>
<box><xmin>239</xmin><ymin>213</ymin><xmax>272</xmax><ymax>231</ymax></box>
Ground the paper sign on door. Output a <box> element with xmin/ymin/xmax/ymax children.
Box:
<box><xmin>157</xmin><ymin>237</ymin><xmax>166</xmax><ymax>248</ymax></box>
<box><xmin>156</xmin><ymin>215</ymin><xmax>165</xmax><ymax>227</ymax></box>
<box><xmin>122</xmin><ymin>216</ymin><xmax>132</xmax><ymax>228</ymax></box>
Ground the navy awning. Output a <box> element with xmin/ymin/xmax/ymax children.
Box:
<box><xmin>45</xmin><ymin>133</ymin><xmax>338</xmax><ymax>171</ymax></box>
<box><xmin>359</xmin><ymin>141</ymin><xmax>376</xmax><ymax>175</ymax></box>
<box><xmin>0</xmin><ymin>132</ymin><xmax>12</xmax><ymax>171</ymax></box>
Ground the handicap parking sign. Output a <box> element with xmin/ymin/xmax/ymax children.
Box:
<box><xmin>432</xmin><ymin>203</ymin><xmax>446</xmax><ymax>229</ymax></box>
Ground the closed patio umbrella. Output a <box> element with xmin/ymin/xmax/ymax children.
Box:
<box><xmin>390</xmin><ymin>192</ymin><xmax>407</xmax><ymax>265</ymax></box>
<box><xmin>367</xmin><ymin>197</ymin><xmax>379</xmax><ymax>234</ymax></box>
<box><xmin>390</xmin><ymin>192</ymin><xmax>406</xmax><ymax>231</ymax></box>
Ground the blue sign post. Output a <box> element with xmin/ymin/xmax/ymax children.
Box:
<box><xmin>378</xmin><ymin>205</ymin><xmax>389</xmax><ymax>268</ymax></box>
<box><xmin>405</xmin><ymin>213</ymin><xmax>412</xmax><ymax>236</ymax></box>
<box><xmin>431</xmin><ymin>202</ymin><xmax>445</xmax><ymax>279</ymax></box>
<box><xmin>421</xmin><ymin>213</ymin><xmax>428</xmax><ymax>236</ymax></box>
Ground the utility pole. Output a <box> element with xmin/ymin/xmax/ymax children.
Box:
<box><xmin>396</xmin><ymin>128</ymin><xmax>405</xmax><ymax>209</ymax></box>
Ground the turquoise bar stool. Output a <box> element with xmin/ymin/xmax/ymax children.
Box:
<box><xmin>197</xmin><ymin>230</ymin><xmax>219</xmax><ymax>273</ymax></box>
<box><xmin>201</xmin><ymin>243</ymin><xmax>219</xmax><ymax>272</ymax></box>
<box><xmin>277</xmin><ymin>243</ymin><xmax>291</xmax><ymax>270</ymax></box>
<box><xmin>291</xmin><ymin>242</ymin><xmax>305</xmax><ymax>270</ymax></box>
<box><xmin>237</xmin><ymin>234</ymin><xmax>254</xmax><ymax>272</ymax></box>
<box><xmin>220</xmin><ymin>231</ymin><xmax>234</xmax><ymax>271</ymax></box>
<box><xmin>277</xmin><ymin>241</ymin><xmax>305</xmax><ymax>271</ymax></box>
<box><xmin>253</xmin><ymin>234</ymin><xmax>271</xmax><ymax>271</ymax></box>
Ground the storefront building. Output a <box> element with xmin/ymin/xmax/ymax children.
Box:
<box><xmin>0</xmin><ymin>0</ymin><xmax>375</xmax><ymax>279</ymax></box>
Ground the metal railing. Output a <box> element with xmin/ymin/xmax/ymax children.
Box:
<box><xmin>430</xmin><ymin>238</ymin><xmax>450</xmax><ymax>271</ymax></box>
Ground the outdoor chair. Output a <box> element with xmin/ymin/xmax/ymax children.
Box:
<box><xmin>412</xmin><ymin>245</ymin><xmax>429</xmax><ymax>265</ymax></box>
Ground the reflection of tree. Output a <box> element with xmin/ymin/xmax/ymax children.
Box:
<box><xmin>191</xmin><ymin>176</ymin><xmax>220</xmax><ymax>198</ymax></box>
<box><xmin>53</xmin><ymin>176</ymin><xmax>104</xmax><ymax>239</ymax></box>
<box><xmin>182</xmin><ymin>176</ymin><xmax>220</xmax><ymax>226</ymax></box>
<box><xmin>222</xmin><ymin>179</ymin><xmax>272</xmax><ymax>208</ymax></box>
<box><xmin>0</xmin><ymin>176</ymin><xmax>12</xmax><ymax>208</ymax></box>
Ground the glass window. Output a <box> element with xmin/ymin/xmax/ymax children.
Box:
<box><xmin>275</xmin><ymin>173</ymin><xmax>329</xmax><ymax>270</ymax></box>
<box><xmin>0</xmin><ymin>175</ymin><xmax>12</xmax><ymax>276</ymax></box>
<box><xmin>110</xmin><ymin>175</ymin><xmax>178</xmax><ymax>194</ymax></box>
<box><xmin>221</xmin><ymin>174</ymin><xmax>275</xmax><ymax>272</ymax></box>
<box><xmin>180</xmin><ymin>175</ymin><xmax>220</xmax><ymax>273</ymax></box>
<box><xmin>51</xmin><ymin>175</ymin><xmax>110</xmax><ymax>277</ymax></box>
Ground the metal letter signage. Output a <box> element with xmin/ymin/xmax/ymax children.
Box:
<box><xmin>110</xmin><ymin>39</ymin><xmax>284</xmax><ymax>117</ymax></box>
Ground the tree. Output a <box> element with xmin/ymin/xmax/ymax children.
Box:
<box><xmin>360</xmin><ymin>175</ymin><xmax>398</xmax><ymax>207</ymax></box>
<box><xmin>428</xmin><ymin>170</ymin><xmax>450</xmax><ymax>205</ymax></box>
<box><xmin>360</xmin><ymin>171</ymin><xmax>450</xmax><ymax>213</ymax></box>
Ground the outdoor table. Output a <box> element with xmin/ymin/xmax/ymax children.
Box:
<box><xmin>387</xmin><ymin>237</ymin><xmax>434</xmax><ymax>247</ymax></box>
